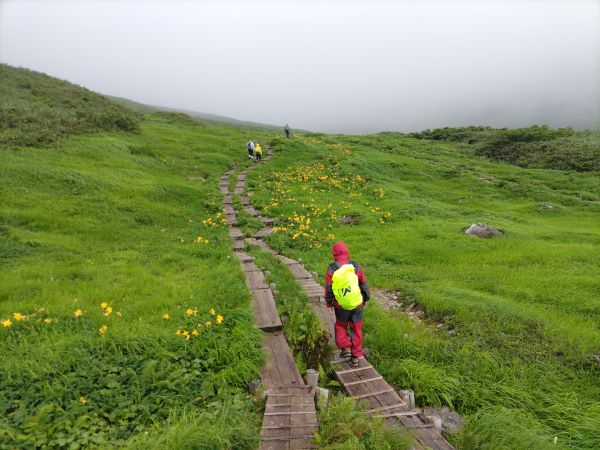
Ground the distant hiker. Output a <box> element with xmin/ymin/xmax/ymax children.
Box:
<box><xmin>325</xmin><ymin>242</ymin><xmax>370</xmax><ymax>367</ymax></box>
<box><xmin>284</xmin><ymin>124</ymin><xmax>291</xmax><ymax>139</ymax></box>
<box><xmin>255</xmin><ymin>143</ymin><xmax>263</xmax><ymax>161</ymax></box>
<box><xmin>247</xmin><ymin>140</ymin><xmax>255</xmax><ymax>159</ymax></box>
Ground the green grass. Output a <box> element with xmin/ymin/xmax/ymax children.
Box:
<box><xmin>248</xmin><ymin>134</ymin><xmax>600</xmax><ymax>449</ymax></box>
<box><xmin>0</xmin><ymin>64</ymin><xmax>141</xmax><ymax>147</ymax></box>
<box><xmin>0</xmin><ymin>104</ymin><xmax>275</xmax><ymax>447</ymax></box>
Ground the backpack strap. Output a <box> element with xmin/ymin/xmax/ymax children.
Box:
<box><xmin>328</xmin><ymin>261</ymin><xmax>341</xmax><ymax>273</ymax></box>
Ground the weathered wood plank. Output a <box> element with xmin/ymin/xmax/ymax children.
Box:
<box><xmin>252</xmin><ymin>288</ymin><xmax>282</xmax><ymax>332</ymax></box>
<box><xmin>229</xmin><ymin>227</ymin><xmax>244</xmax><ymax>240</ymax></box>
<box><xmin>224</xmin><ymin>204</ymin><xmax>236</xmax><ymax>215</ymax></box>
<box><xmin>254</xmin><ymin>227</ymin><xmax>273</xmax><ymax>239</ymax></box>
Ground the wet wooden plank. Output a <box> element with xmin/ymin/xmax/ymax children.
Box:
<box><xmin>287</xmin><ymin>263</ymin><xmax>312</xmax><ymax>279</ymax></box>
<box><xmin>234</xmin><ymin>251</ymin><xmax>254</xmax><ymax>263</ymax></box>
<box><xmin>254</xmin><ymin>227</ymin><xmax>273</xmax><ymax>239</ymax></box>
<box><xmin>229</xmin><ymin>227</ymin><xmax>244</xmax><ymax>240</ymax></box>
<box><xmin>246</xmin><ymin>270</ymin><xmax>268</xmax><ymax>290</ymax></box>
<box><xmin>262</xmin><ymin>333</ymin><xmax>304</xmax><ymax>386</ymax></box>
<box><xmin>231</xmin><ymin>240</ymin><xmax>244</xmax><ymax>250</ymax></box>
<box><xmin>252</xmin><ymin>288</ymin><xmax>282</xmax><ymax>332</ymax></box>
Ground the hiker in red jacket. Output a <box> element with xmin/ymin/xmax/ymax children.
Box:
<box><xmin>325</xmin><ymin>242</ymin><xmax>370</xmax><ymax>367</ymax></box>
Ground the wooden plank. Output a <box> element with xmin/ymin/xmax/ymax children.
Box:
<box><xmin>263</xmin><ymin>333</ymin><xmax>303</xmax><ymax>385</ymax></box>
<box><xmin>254</xmin><ymin>227</ymin><xmax>273</xmax><ymax>239</ymax></box>
<box><xmin>287</xmin><ymin>263</ymin><xmax>312</xmax><ymax>279</ymax></box>
<box><xmin>219</xmin><ymin>185</ymin><xmax>228</xmax><ymax>194</ymax></box>
<box><xmin>246</xmin><ymin>270</ymin><xmax>268</xmax><ymax>290</ymax></box>
<box><xmin>343</xmin><ymin>375</ymin><xmax>383</xmax><ymax>386</ymax></box>
<box><xmin>231</xmin><ymin>240</ymin><xmax>244</xmax><ymax>250</ymax></box>
<box><xmin>229</xmin><ymin>227</ymin><xmax>244</xmax><ymax>240</ymax></box>
<box><xmin>252</xmin><ymin>288</ymin><xmax>282</xmax><ymax>332</ymax></box>
<box><xmin>226</xmin><ymin>214</ymin><xmax>237</xmax><ymax>225</ymax></box>
<box><xmin>354</xmin><ymin>387</ymin><xmax>396</xmax><ymax>400</ymax></box>
<box><xmin>234</xmin><ymin>251</ymin><xmax>254</xmax><ymax>263</ymax></box>
<box><xmin>224</xmin><ymin>204</ymin><xmax>236</xmax><ymax>215</ymax></box>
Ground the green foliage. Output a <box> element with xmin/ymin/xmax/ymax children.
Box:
<box><xmin>409</xmin><ymin>125</ymin><xmax>599</xmax><ymax>172</ymax></box>
<box><xmin>250</xmin><ymin>133</ymin><xmax>600</xmax><ymax>448</ymax></box>
<box><xmin>313</xmin><ymin>394</ymin><xmax>412</xmax><ymax>449</ymax></box>
<box><xmin>0</xmin><ymin>64</ymin><xmax>141</xmax><ymax>147</ymax></box>
<box><xmin>0</xmin><ymin>90</ymin><xmax>275</xmax><ymax>445</ymax></box>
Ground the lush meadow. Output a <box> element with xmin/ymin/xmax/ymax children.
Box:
<box><xmin>0</xmin><ymin>107</ymin><xmax>275</xmax><ymax>448</ymax></box>
<box><xmin>248</xmin><ymin>134</ymin><xmax>600</xmax><ymax>449</ymax></box>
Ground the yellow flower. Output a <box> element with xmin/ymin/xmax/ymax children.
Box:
<box><xmin>1</xmin><ymin>319</ymin><xmax>12</xmax><ymax>328</ymax></box>
<box><xmin>98</xmin><ymin>325</ymin><xmax>107</xmax><ymax>335</ymax></box>
<box><xmin>163</xmin><ymin>313</ymin><xmax>170</xmax><ymax>320</ymax></box>
<box><xmin>13</xmin><ymin>312</ymin><xmax>26</xmax><ymax>321</ymax></box>
<box><xmin>116</xmin><ymin>311</ymin><xmax>122</xmax><ymax>317</ymax></box>
<box><xmin>185</xmin><ymin>308</ymin><xmax>193</xmax><ymax>316</ymax></box>
<box><xmin>192</xmin><ymin>329</ymin><xmax>199</xmax><ymax>336</ymax></box>
<box><xmin>100</xmin><ymin>302</ymin><xmax>108</xmax><ymax>309</ymax></box>
<box><xmin>175</xmin><ymin>328</ymin><xmax>181</xmax><ymax>336</ymax></box>
<box><xmin>79</xmin><ymin>396</ymin><xmax>88</xmax><ymax>404</ymax></box>
<box><xmin>182</xmin><ymin>330</ymin><xmax>190</xmax><ymax>341</ymax></box>
<box><xmin>103</xmin><ymin>306</ymin><xmax>113</xmax><ymax>316</ymax></box>
<box><xmin>209</xmin><ymin>308</ymin><xmax>215</xmax><ymax>316</ymax></box>
<box><xmin>44</xmin><ymin>318</ymin><xmax>53</xmax><ymax>324</ymax></box>
<box><xmin>197</xmin><ymin>323</ymin><xmax>203</xmax><ymax>328</ymax></box>
<box><xmin>216</xmin><ymin>314</ymin><xmax>224</xmax><ymax>324</ymax></box>
<box><xmin>74</xmin><ymin>309</ymin><xmax>83</xmax><ymax>318</ymax></box>
<box><xmin>205</xmin><ymin>321</ymin><xmax>212</xmax><ymax>327</ymax></box>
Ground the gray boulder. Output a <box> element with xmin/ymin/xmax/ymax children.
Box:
<box><xmin>465</xmin><ymin>223</ymin><xmax>503</xmax><ymax>238</ymax></box>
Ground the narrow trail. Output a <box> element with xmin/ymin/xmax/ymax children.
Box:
<box><xmin>221</xmin><ymin>148</ymin><xmax>318</xmax><ymax>450</ymax></box>
<box><xmin>224</xmin><ymin>146</ymin><xmax>454</xmax><ymax>449</ymax></box>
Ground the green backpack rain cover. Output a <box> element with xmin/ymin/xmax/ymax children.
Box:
<box><xmin>332</xmin><ymin>263</ymin><xmax>363</xmax><ymax>310</ymax></box>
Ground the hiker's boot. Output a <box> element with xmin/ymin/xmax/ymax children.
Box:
<box><xmin>340</xmin><ymin>348</ymin><xmax>351</xmax><ymax>358</ymax></box>
<box><xmin>351</xmin><ymin>356</ymin><xmax>360</xmax><ymax>367</ymax></box>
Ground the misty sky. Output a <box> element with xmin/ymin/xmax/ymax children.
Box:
<box><xmin>1</xmin><ymin>0</ymin><xmax>599</xmax><ymax>134</ymax></box>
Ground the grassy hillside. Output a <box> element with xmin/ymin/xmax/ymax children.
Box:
<box><xmin>0</xmin><ymin>68</ymin><xmax>277</xmax><ymax>448</ymax></box>
<box><xmin>408</xmin><ymin>125</ymin><xmax>600</xmax><ymax>172</ymax></box>
<box><xmin>0</xmin><ymin>64</ymin><xmax>141</xmax><ymax>147</ymax></box>
<box><xmin>108</xmin><ymin>95</ymin><xmax>285</xmax><ymax>132</ymax></box>
<box><xmin>249</xmin><ymin>134</ymin><xmax>600</xmax><ymax>449</ymax></box>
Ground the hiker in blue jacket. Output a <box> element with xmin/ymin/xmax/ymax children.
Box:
<box><xmin>247</xmin><ymin>140</ymin><xmax>255</xmax><ymax>159</ymax></box>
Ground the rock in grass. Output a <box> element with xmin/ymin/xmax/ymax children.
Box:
<box><xmin>423</xmin><ymin>406</ymin><xmax>464</xmax><ymax>434</ymax></box>
<box><xmin>464</xmin><ymin>223</ymin><xmax>503</xmax><ymax>238</ymax></box>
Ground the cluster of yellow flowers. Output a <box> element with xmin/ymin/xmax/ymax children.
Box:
<box><xmin>2</xmin><ymin>310</ymin><xmax>56</xmax><ymax>328</ymax></box>
<box><xmin>170</xmin><ymin>307</ymin><xmax>224</xmax><ymax>341</ymax></box>
<box><xmin>194</xmin><ymin>235</ymin><xmax>209</xmax><ymax>245</ymax></box>
<box><xmin>202</xmin><ymin>211</ymin><xmax>226</xmax><ymax>227</ymax></box>
<box><xmin>100</xmin><ymin>302</ymin><xmax>122</xmax><ymax>317</ymax></box>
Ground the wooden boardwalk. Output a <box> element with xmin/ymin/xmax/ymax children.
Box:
<box><xmin>221</xmin><ymin>153</ymin><xmax>317</xmax><ymax>449</ymax></box>
<box><xmin>238</xmin><ymin>147</ymin><xmax>455</xmax><ymax>450</ymax></box>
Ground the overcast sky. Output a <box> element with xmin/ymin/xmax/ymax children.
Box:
<box><xmin>1</xmin><ymin>0</ymin><xmax>598</xmax><ymax>133</ymax></box>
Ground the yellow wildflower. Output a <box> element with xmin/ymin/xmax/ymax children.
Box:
<box><xmin>98</xmin><ymin>325</ymin><xmax>107</xmax><ymax>335</ymax></box>
<box><xmin>103</xmin><ymin>306</ymin><xmax>113</xmax><ymax>316</ymax></box>
<box><xmin>185</xmin><ymin>308</ymin><xmax>194</xmax><ymax>316</ymax></box>
<box><xmin>74</xmin><ymin>309</ymin><xmax>83</xmax><ymax>318</ymax></box>
<box><xmin>209</xmin><ymin>308</ymin><xmax>215</xmax><ymax>316</ymax></box>
<box><xmin>182</xmin><ymin>330</ymin><xmax>190</xmax><ymax>341</ymax></box>
<box><xmin>79</xmin><ymin>396</ymin><xmax>88</xmax><ymax>404</ymax></box>
<box><xmin>175</xmin><ymin>328</ymin><xmax>181</xmax><ymax>335</ymax></box>
<box><xmin>2</xmin><ymin>319</ymin><xmax>12</xmax><ymax>328</ymax></box>
<box><xmin>192</xmin><ymin>329</ymin><xmax>199</xmax><ymax>336</ymax></box>
<box><xmin>163</xmin><ymin>313</ymin><xmax>170</xmax><ymax>320</ymax></box>
<box><xmin>206</xmin><ymin>321</ymin><xmax>212</xmax><ymax>327</ymax></box>
<box><xmin>197</xmin><ymin>323</ymin><xmax>203</xmax><ymax>328</ymax></box>
<box><xmin>13</xmin><ymin>312</ymin><xmax>26</xmax><ymax>321</ymax></box>
<box><xmin>100</xmin><ymin>302</ymin><xmax>108</xmax><ymax>309</ymax></box>
<box><xmin>116</xmin><ymin>311</ymin><xmax>122</xmax><ymax>317</ymax></box>
<box><xmin>44</xmin><ymin>318</ymin><xmax>53</xmax><ymax>324</ymax></box>
<box><xmin>216</xmin><ymin>314</ymin><xmax>224</xmax><ymax>324</ymax></box>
